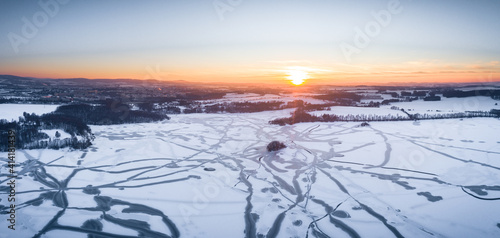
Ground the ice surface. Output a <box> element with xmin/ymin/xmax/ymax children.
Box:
<box><xmin>1</xmin><ymin>101</ymin><xmax>500</xmax><ymax>237</ymax></box>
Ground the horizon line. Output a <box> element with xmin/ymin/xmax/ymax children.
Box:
<box><xmin>2</xmin><ymin>73</ymin><xmax>500</xmax><ymax>88</ymax></box>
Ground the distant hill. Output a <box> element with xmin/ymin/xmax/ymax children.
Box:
<box><xmin>0</xmin><ymin>75</ymin><xmax>185</xmax><ymax>87</ymax></box>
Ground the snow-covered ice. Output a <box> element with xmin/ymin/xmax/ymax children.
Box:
<box><xmin>1</xmin><ymin>101</ymin><xmax>500</xmax><ymax>237</ymax></box>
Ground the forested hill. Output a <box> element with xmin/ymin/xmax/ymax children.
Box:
<box><xmin>0</xmin><ymin>112</ymin><xmax>94</xmax><ymax>151</ymax></box>
<box><xmin>53</xmin><ymin>102</ymin><xmax>170</xmax><ymax>125</ymax></box>
<box><xmin>0</xmin><ymin>103</ymin><xmax>170</xmax><ymax>151</ymax></box>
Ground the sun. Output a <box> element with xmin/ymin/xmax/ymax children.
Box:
<box><xmin>286</xmin><ymin>69</ymin><xmax>309</xmax><ymax>85</ymax></box>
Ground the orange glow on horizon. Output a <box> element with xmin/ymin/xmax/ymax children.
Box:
<box><xmin>2</xmin><ymin>61</ymin><xmax>499</xmax><ymax>86</ymax></box>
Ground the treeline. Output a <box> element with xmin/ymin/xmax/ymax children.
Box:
<box><xmin>491</xmin><ymin>109</ymin><xmax>500</xmax><ymax>116</ymax></box>
<box><xmin>0</xmin><ymin>98</ymin><xmax>16</xmax><ymax>104</ymax></box>
<box><xmin>0</xmin><ymin>112</ymin><xmax>94</xmax><ymax>151</ymax></box>
<box><xmin>401</xmin><ymin>91</ymin><xmax>428</xmax><ymax>97</ymax></box>
<box><xmin>269</xmin><ymin>108</ymin><xmax>409</xmax><ymax>126</ymax></box>
<box><xmin>269</xmin><ymin>108</ymin><xmax>320</xmax><ymax>125</ymax></box>
<box><xmin>313</xmin><ymin>92</ymin><xmax>362</xmax><ymax>104</ymax></box>
<box><xmin>443</xmin><ymin>90</ymin><xmax>500</xmax><ymax>99</ymax></box>
<box><xmin>188</xmin><ymin>100</ymin><xmax>339</xmax><ymax>114</ymax></box>
<box><xmin>205</xmin><ymin>101</ymin><xmax>285</xmax><ymax>113</ymax></box>
<box><xmin>423</xmin><ymin>96</ymin><xmax>441</xmax><ymax>101</ymax></box>
<box><xmin>269</xmin><ymin>108</ymin><xmax>500</xmax><ymax>126</ymax></box>
<box><xmin>0</xmin><ymin>97</ymin><xmax>66</xmax><ymax>105</ymax></box>
<box><xmin>412</xmin><ymin>111</ymin><xmax>496</xmax><ymax>120</ymax></box>
<box><xmin>54</xmin><ymin>101</ymin><xmax>170</xmax><ymax>125</ymax></box>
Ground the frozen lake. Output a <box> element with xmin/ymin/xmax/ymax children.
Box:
<box><xmin>1</xmin><ymin>105</ymin><xmax>500</xmax><ymax>237</ymax></box>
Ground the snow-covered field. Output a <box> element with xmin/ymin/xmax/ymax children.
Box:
<box><xmin>0</xmin><ymin>104</ymin><xmax>59</xmax><ymax>121</ymax></box>
<box><xmin>1</xmin><ymin>100</ymin><xmax>500</xmax><ymax>238</ymax></box>
<box><xmin>309</xmin><ymin>106</ymin><xmax>408</xmax><ymax>117</ymax></box>
<box><xmin>309</xmin><ymin>97</ymin><xmax>500</xmax><ymax>118</ymax></box>
<box><xmin>385</xmin><ymin>97</ymin><xmax>500</xmax><ymax>115</ymax></box>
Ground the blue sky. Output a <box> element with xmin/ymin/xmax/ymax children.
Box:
<box><xmin>1</xmin><ymin>0</ymin><xmax>499</xmax><ymax>84</ymax></box>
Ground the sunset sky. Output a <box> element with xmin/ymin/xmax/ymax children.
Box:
<box><xmin>1</xmin><ymin>0</ymin><xmax>499</xmax><ymax>85</ymax></box>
